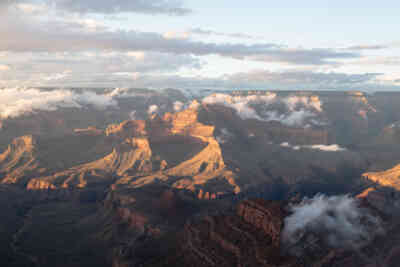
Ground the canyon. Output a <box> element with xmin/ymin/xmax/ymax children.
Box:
<box><xmin>1</xmin><ymin>89</ymin><xmax>400</xmax><ymax>266</ymax></box>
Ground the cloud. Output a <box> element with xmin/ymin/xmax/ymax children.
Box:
<box><xmin>0</xmin><ymin>7</ymin><xmax>359</xmax><ymax>66</ymax></box>
<box><xmin>282</xmin><ymin>195</ymin><xmax>382</xmax><ymax>254</ymax></box>
<box><xmin>202</xmin><ymin>93</ymin><xmax>276</xmax><ymax>121</ymax></box>
<box><xmin>276</xmin><ymin>110</ymin><xmax>317</xmax><ymax>127</ymax></box>
<box><xmin>15</xmin><ymin>3</ymin><xmax>47</xmax><ymax>14</ymax></box>
<box><xmin>201</xmin><ymin>93</ymin><xmax>325</xmax><ymax>127</ymax></box>
<box><xmin>280</xmin><ymin>142</ymin><xmax>346</xmax><ymax>152</ymax></box>
<box><xmin>163</xmin><ymin>31</ymin><xmax>190</xmax><ymax>40</ymax></box>
<box><xmin>1</xmin><ymin>66</ymin><xmax>386</xmax><ymax>90</ymax></box>
<box><xmin>42</xmin><ymin>70</ymin><xmax>71</xmax><ymax>81</ymax></box>
<box><xmin>189</xmin><ymin>28</ymin><xmax>262</xmax><ymax>40</ymax></box>
<box><xmin>1</xmin><ymin>3</ymin><xmax>395</xmax><ymax>90</ymax></box>
<box><xmin>147</xmin><ymin>104</ymin><xmax>159</xmax><ymax>115</ymax></box>
<box><xmin>129</xmin><ymin>110</ymin><xmax>137</xmax><ymax>120</ymax></box>
<box><xmin>11</xmin><ymin>0</ymin><xmax>192</xmax><ymax>15</ymax></box>
<box><xmin>0</xmin><ymin>65</ymin><xmax>10</xmax><ymax>71</ymax></box>
<box><xmin>216</xmin><ymin>128</ymin><xmax>234</xmax><ymax>144</ymax></box>
<box><xmin>0</xmin><ymin>51</ymin><xmax>201</xmax><ymax>87</ymax></box>
<box><xmin>284</xmin><ymin>96</ymin><xmax>322</xmax><ymax>112</ymax></box>
<box><xmin>173</xmin><ymin>101</ymin><xmax>184</xmax><ymax>112</ymax></box>
<box><xmin>228</xmin><ymin>70</ymin><xmax>379</xmax><ymax>88</ymax></box>
<box><xmin>351</xmin><ymin>56</ymin><xmax>400</xmax><ymax>66</ymax></box>
<box><xmin>0</xmin><ymin>87</ymin><xmax>118</xmax><ymax>119</ymax></box>
<box><xmin>307</xmin><ymin>144</ymin><xmax>346</xmax><ymax>152</ymax></box>
<box><xmin>346</xmin><ymin>44</ymin><xmax>388</xmax><ymax>50</ymax></box>
<box><xmin>121</xmin><ymin>70</ymin><xmax>383</xmax><ymax>91</ymax></box>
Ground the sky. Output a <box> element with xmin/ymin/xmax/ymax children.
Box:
<box><xmin>0</xmin><ymin>0</ymin><xmax>399</xmax><ymax>91</ymax></box>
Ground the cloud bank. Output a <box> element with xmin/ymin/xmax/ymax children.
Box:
<box><xmin>0</xmin><ymin>87</ymin><xmax>117</xmax><ymax>119</ymax></box>
<box><xmin>0</xmin><ymin>4</ymin><xmax>358</xmax><ymax>66</ymax></box>
<box><xmin>6</xmin><ymin>0</ymin><xmax>192</xmax><ymax>15</ymax></box>
<box><xmin>201</xmin><ymin>93</ymin><xmax>325</xmax><ymax>127</ymax></box>
<box><xmin>282</xmin><ymin>195</ymin><xmax>382</xmax><ymax>254</ymax></box>
<box><xmin>1</xmin><ymin>1</ymin><xmax>397</xmax><ymax>90</ymax></box>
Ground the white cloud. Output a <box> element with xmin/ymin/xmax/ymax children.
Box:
<box><xmin>308</xmin><ymin>144</ymin><xmax>347</xmax><ymax>152</ymax></box>
<box><xmin>280</xmin><ymin>142</ymin><xmax>291</xmax><ymax>148</ymax></box>
<box><xmin>0</xmin><ymin>65</ymin><xmax>10</xmax><ymax>71</ymax></box>
<box><xmin>129</xmin><ymin>110</ymin><xmax>137</xmax><ymax>120</ymax></box>
<box><xmin>0</xmin><ymin>6</ymin><xmax>358</xmax><ymax>66</ymax></box>
<box><xmin>284</xmin><ymin>96</ymin><xmax>322</xmax><ymax>112</ymax></box>
<box><xmin>10</xmin><ymin>0</ymin><xmax>192</xmax><ymax>16</ymax></box>
<box><xmin>126</xmin><ymin>51</ymin><xmax>146</xmax><ymax>60</ymax></box>
<box><xmin>42</xmin><ymin>70</ymin><xmax>71</xmax><ymax>81</ymax></box>
<box><xmin>189</xmin><ymin>28</ymin><xmax>262</xmax><ymax>40</ymax></box>
<box><xmin>15</xmin><ymin>3</ymin><xmax>47</xmax><ymax>14</ymax></box>
<box><xmin>216</xmin><ymin>128</ymin><xmax>234</xmax><ymax>144</ymax></box>
<box><xmin>173</xmin><ymin>101</ymin><xmax>184</xmax><ymax>112</ymax></box>
<box><xmin>346</xmin><ymin>44</ymin><xmax>388</xmax><ymax>50</ymax></box>
<box><xmin>147</xmin><ymin>104</ymin><xmax>159</xmax><ymax>115</ymax></box>
<box><xmin>282</xmin><ymin>195</ymin><xmax>382</xmax><ymax>253</ymax></box>
<box><xmin>280</xmin><ymin>142</ymin><xmax>347</xmax><ymax>152</ymax></box>
<box><xmin>0</xmin><ymin>87</ymin><xmax>117</xmax><ymax>119</ymax></box>
<box><xmin>273</xmin><ymin>110</ymin><xmax>317</xmax><ymax>127</ymax></box>
<box><xmin>202</xmin><ymin>93</ymin><xmax>276</xmax><ymax>121</ymax></box>
<box><xmin>201</xmin><ymin>93</ymin><xmax>325</xmax><ymax>127</ymax></box>
<box><xmin>163</xmin><ymin>31</ymin><xmax>190</xmax><ymax>40</ymax></box>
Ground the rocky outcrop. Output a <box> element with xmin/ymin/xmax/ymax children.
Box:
<box><xmin>0</xmin><ymin>135</ymin><xmax>45</xmax><ymax>185</ymax></box>
<box><xmin>363</xmin><ymin>164</ymin><xmax>400</xmax><ymax>190</ymax></box>
<box><xmin>27</xmin><ymin>137</ymin><xmax>157</xmax><ymax>190</ymax></box>
<box><xmin>237</xmin><ymin>199</ymin><xmax>285</xmax><ymax>246</ymax></box>
<box><xmin>151</xmin><ymin>199</ymin><xmax>299</xmax><ymax>267</ymax></box>
<box><xmin>106</xmin><ymin>120</ymin><xmax>147</xmax><ymax>139</ymax></box>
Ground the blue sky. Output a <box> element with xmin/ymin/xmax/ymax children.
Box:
<box><xmin>0</xmin><ymin>0</ymin><xmax>399</xmax><ymax>90</ymax></box>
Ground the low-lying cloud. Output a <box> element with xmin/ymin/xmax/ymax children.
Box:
<box><xmin>147</xmin><ymin>104</ymin><xmax>159</xmax><ymax>115</ymax></box>
<box><xmin>201</xmin><ymin>93</ymin><xmax>325</xmax><ymax>127</ymax></box>
<box><xmin>173</xmin><ymin>101</ymin><xmax>184</xmax><ymax>112</ymax></box>
<box><xmin>202</xmin><ymin>93</ymin><xmax>276</xmax><ymax>120</ymax></box>
<box><xmin>280</xmin><ymin>142</ymin><xmax>347</xmax><ymax>152</ymax></box>
<box><xmin>216</xmin><ymin>128</ymin><xmax>234</xmax><ymax>144</ymax></box>
<box><xmin>282</xmin><ymin>195</ymin><xmax>383</xmax><ymax>254</ymax></box>
<box><xmin>0</xmin><ymin>87</ymin><xmax>117</xmax><ymax>119</ymax></box>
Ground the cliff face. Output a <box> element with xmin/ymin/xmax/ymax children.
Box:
<box><xmin>22</xmin><ymin>107</ymin><xmax>237</xmax><ymax>196</ymax></box>
<box><xmin>150</xmin><ymin>199</ymin><xmax>298</xmax><ymax>267</ymax></box>
<box><xmin>363</xmin><ymin>165</ymin><xmax>400</xmax><ymax>190</ymax></box>
<box><xmin>0</xmin><ymin>136</ymin><xmax>44</xmax><ymax>185</ymax></box>
<box><xmin>237</xmin><ymin>199</ymin><xmax>285</xmax><ymax>246</ymax></box>
<box><xmin>27</xmin><ymin>137</ymin><xmax>156</xmax><ymax>190</ymax></box>
<box><xmin>114</xmin><ymin>108</ymin><xmax>241</xmax><ymax>198</ymax></box>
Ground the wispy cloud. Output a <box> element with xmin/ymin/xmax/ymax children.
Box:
<box><xmin>189</xmin><ymin>27</ymin><xmax>262</xmax><ymax>40</ymax></box>
<box><xmin>10</xmin><ymin>0</ymin><xmax>192</xmax><ymax>15</ymax></box>
<box><xmin>345</xmin><ymin>44</ymin><xmax>388</xmax><ymax>50</ymax></box>
<box><xmin>0</xmin><ymin>65</ymin><xmax>10</xmax><ymax>71</ymax></box>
